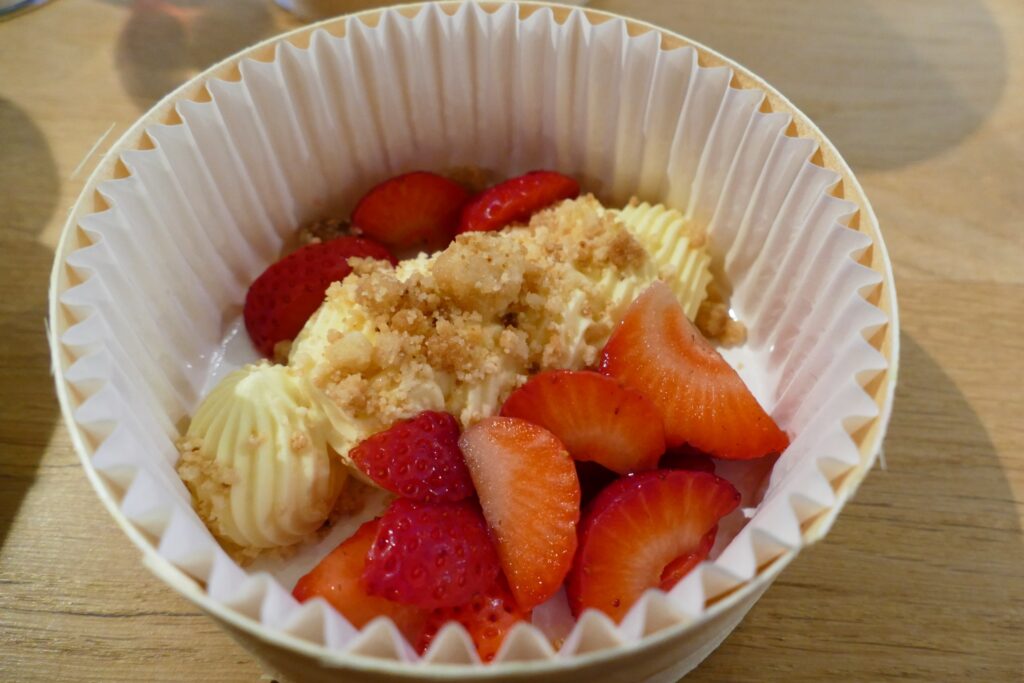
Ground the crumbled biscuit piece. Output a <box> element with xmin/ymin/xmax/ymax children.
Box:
<box><xmin>326</xmin><ymin>331</ymin><xmax>373</xmax><ymax>374</ymax></box>
<box><xmin>272</xmin><ymin>339</ymin><xmax>292</xmax><ymax>364</ymax></box>
<box><xmin>720</xmin><ymin>319</ymin><xmax>747</xmax><ymax>347</ymax></box>
<box><xmin>297</xmin><ymin>217</ymin><xmax>350</xmax><ymax>246</ymax></box>
<box><xmin>696</xmin><ymin>300</ymin><xmax>730</xmax><ymax>340</ymax></box>
<box><xmin>289</xmin><ymin>431</ymin><xmax>310</xmax><ymax>452</ymax></box>
<box><xmin>696</xmin><ymin>299</ymin><xmax>747</xmax><ymax>347</ymax></box>
<box><xmin>433</xmin><ymin>233</ymin><xmax>529</xmax><ymax>313</ymax></box>
<box><xmin>442</xmin><ymin>166</ymin><xmax>499</xmax><ymax>193</ymax></box>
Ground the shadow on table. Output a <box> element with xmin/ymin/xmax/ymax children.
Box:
<box><xmin>0</xmin><ymin>98</ymin><xmax>61</xmax><ymax>549</ymax></box>
<box><xmin>594</xmin><ymin>0</ymin><xmax>1007</xmax><ymax>172</ymax></box>
<box><xmin>108</xmin><ymin>0</ymin><xmax>278</xmax><ymax>111</ymax></box>
<box><xmin>689</xmin><ymin>332</ymin><xmax>1023</xmax><ymax>681</ymax></box>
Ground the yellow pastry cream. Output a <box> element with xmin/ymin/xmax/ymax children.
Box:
<box><xmin>176</xmin><ymin>363</ymin><xmax>347</xmax><ymax>557</ymax></box>
<box><xmin>178</xmin><ymin>195</ymin><xmax>714</xmax><ymax>553</ymax></box>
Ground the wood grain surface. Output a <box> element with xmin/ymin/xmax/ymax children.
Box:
<box><xmin>1</xmin><ymin>0</ymin><xmax>1021</xmax><ymax>681</ymax></box>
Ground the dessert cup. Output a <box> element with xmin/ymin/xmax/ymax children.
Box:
<box><xmin>48</xmin><ymin>3</ymin><xmax>899</xmax><ymax>681</ymax></box>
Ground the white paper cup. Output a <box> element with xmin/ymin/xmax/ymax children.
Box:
<box><xmin>49</xmin><ymin>3</ymin><xmax>899</xmax><ymax>681</ymax></box>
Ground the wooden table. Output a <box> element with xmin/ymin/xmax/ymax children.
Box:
<box><xmin>1</xmin><ymin>0</ymin><xmax>1021</xmax><ymax>680</ymax></box>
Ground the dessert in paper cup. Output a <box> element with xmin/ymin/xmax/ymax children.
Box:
<box><xmin>49</xmin><ymin>2</ymin><xmax>898</xmax><ymax>681</ymax></box>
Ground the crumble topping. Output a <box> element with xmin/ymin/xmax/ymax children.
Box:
<box><xmin>289</xmin><ymin>195</ymin><xmax>657</xmax><ymax>449</ymax></box>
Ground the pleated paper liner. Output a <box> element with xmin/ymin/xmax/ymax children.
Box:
<box><xmin>49</xmin><ymin>2</ymin><xmax>898</xmax><ymax>680</ymax></box>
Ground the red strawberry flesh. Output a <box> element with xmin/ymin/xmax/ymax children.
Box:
<box><xmin>243</xmin><ymin>236</ymin><xmax>395</xmax><ymax>357</ymax></box>
<box><xmin>458</xmin><ymin>417</ymin><xmax>580</xmax><ymax>610</ymax></box>
<box><xmin>292</xmin><ymin>518</ymin><xmax>427</xmax><ymax>643</ymax></box>
<box><xmin>363</xmin><ymin>498</ymin><xmax>501</xmax><ymax>610</ymax></box>
<box><xmin>352</xmin><ymin>171</ymin><xmax>471</xmax><ymax>250</ymax></box>
<box><xmin>350</xmin><ymin>411</ymin><xmax>474</xmax><ymax>503</ymax></box>
<box><xmin>659</xmin><ymin>527</ymin><xmax>716</xmax><ymax>590</ymax></box>
<box><xmin>500</xmin><ymin>370</ymin><xmax>665</xmax><ymax>474</ymax></box>
<box><xmin>458</xmin><ymin>170</ymin><xmax>580</xmax><ymax>233</ymax></box>
<box><xmin>567</xmin><ymin>469</ymin><xmax>740</xmax><ymax>622</ymax></box>
<box><xmin>418</xmin><ymin>576</ymin><xmax>528</xmax><ymax>663</ymax></box>
<box><xmin>600</xmin><ymin>281</ymin><xmax>790</xmax><ymax>460</ymax></box>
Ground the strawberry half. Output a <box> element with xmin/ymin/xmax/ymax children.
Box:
<box><xmin>600</xmin><ymin>281</ymin><xmax>790</xmax><ymax>460</ymax></box>
<box><xmin>567</xmin><ymin>470</ymin><xmax>739</xmax><ymax>622</ymax></box>
<box><xmin>418</xmin><ymin>576</ymin><xmax>528</xmax><ymax>662</ymax></box>
<box><xmin>500</xmin><ymin>370</ymin><xmax>665</xmax><ymax>474</ymax></box>
<box><xmin>352</xmin><ymin>171</ymin><xmax>471</xmax><ymax>250</ymax></box>
<box><xmin>292</xmin><ymin>518</ymin><xmax>427</xmax><ymax>643</ymax></box>
<box><xmin>458</xmin><ymin>417</ymin><xmax>580</xmax><ymax>610</ymax></box>
<box><xmin>244</xmin><ymin>236</ymin><xmax>395</xmax><ymax>357</ymax></box>
<box><xmin>350</xmin><ymin>411</ymin><xmax>474</xmax><ymax>503</ymax></box>
<box><xmin>458</xmin><ymin>170</ymin><xmax>580</xmax><ymax>233</ymax></box>
<box><xmin>363</xmin><ymin>498</ymin><xmax>501</xmax><ymax>610</ymax></box>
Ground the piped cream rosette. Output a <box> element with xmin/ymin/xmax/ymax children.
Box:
<box><xmin>177</xmin><ymin>363</ymin><xmax>347</xmax><ymax>555</ymax></box>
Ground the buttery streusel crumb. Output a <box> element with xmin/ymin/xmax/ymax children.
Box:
<box><xmin>289</xmin><ymin>431</ymin><xmax>310</xmax><ymax>452</ymax></box>
<box><xmin>442</xmin><ymin>166</ymin><xmax>500</xmax><ymax>193</ymax></box>
<box><xmin>272</xmin><ymin>339</ymin><xmax>292</xmax><ymax>364</ymax></box>
<box><xmin>696</xmin><ymin>280</ymin><xmax>744</xmax><ymax>346</ymax></box>
<box><xmin>297</xmin><ymin>217</ymin><xmax>350</xmax><ymax>246</ymax></box>
<box><xmin>720</xmin><ymin>318</ymin><xmax>747</xmax><ymax>347</ymax></box>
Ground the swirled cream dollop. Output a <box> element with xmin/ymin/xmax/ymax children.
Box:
<box><xmin>288</xmin><ymin>195</ymin><xmax>712</xmax><ymax>468</ymax></box>
<box><xmin>176</xmin><ymin>363</ymin><xmax>347</xmax><ymax>555</ymax></box>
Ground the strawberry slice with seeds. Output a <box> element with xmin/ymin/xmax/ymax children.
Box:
<box><xmin>458</xmin><ymin>170</ymin><xmax>580</xmax><ymax>233</ymax></box>
<box><xmin>500</xmin><ymin>370</ymin><xmax>665</xmax><ymax>474</ymax></box>
<box><xmin>244</xmin><ymin>236</ymin><xmax>395</xmax><ymax>357</ymax></box>
<box><xmin>458</xmin><ymin>417</ymin><xmax>580</xmax><ymax>610</ymax></box>
<box><xmin>292</xmin><ymin>518</ymin><xmax>427</xmax><ymax>643</ymax></box>
<box><xmin>352</xmin><ymin>171</ymin><xmax>471</xmax><ymax>250</ymax></box>
<box><xmin>600</xmin><ymin>281</ymin><xmax>790</xmax><ymax>460</ymax></box>
<box><xmin>363</xmin><ymin>498</ymin><xmax>501</xmax><ymax>610</ymax></box>
<box><xmin>567</xmin><ymin>470</ymin><xmax>739</xmax><ymax>622</ymax></box>
<box><xmin>418</xmin><ymin>576</ymin><xmax>528</xmax><ymax>662</ymax></box>
<box><xmin>350</xmin><ymin>411</ymin><xmax>474</xmax><ymax>503</ymax></box>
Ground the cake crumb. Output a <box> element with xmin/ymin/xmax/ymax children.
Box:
<box><xmin>289</xmin><ymin>432</ymin><xmax>310</xmax><ymax>452</ymax></box>
<box><xmin>695</xmin><ymin>283</ymin><xmax>746</xmax><ymax>347</ymax></box>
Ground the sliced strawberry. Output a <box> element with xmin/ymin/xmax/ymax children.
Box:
<box><xmin>418</xmin><ymin>576</ymin><xmax>528</xmax><ymax>662</ymax></box>
<box><xmin>567</xmin><ymin>470</ymin><xmax>739</xmax><ymax>622</ymax></box>
<box><xmin>458</xmin><ymin>170</ymin><xmax>580</xmax><ymax>233</ymax></box>
<box><xmin>352</xmin><ymin>171</ymin><xmax>471</xmax><ymax>250</ymax></box>
<box><xmin>659</xmin><ymin>527</ymin><xmax>716</xmax><ymax>590</ymax></box>
<box><xmin>458</xmin><ymin>417</ymin><xmax>580</xmax><ymax>610</ymax></box>
<box><xmin>660</xmin><ymin>446</ymin><xmax>716</xmax><ymax>474</ymax></box>
<box><xmin>363</xmin><ymin>498</ymin><xmax>500</xmax><ymax>609</ymax></box>
<box><xmin>292</xmin><ymin>518</ymin><xmax>426</xmax><ymax>643</ymax></box>
<box><xmin>600</xmin><ymin>282</ymin><xmax>790</xmax><ymax>460</ymax></box>
<box><xmin>350</xmin><ymin>411</ymin><xmax>474</xmax><ymax>503</ymax></box>
<box><xmin>500</xmin><ymin>370</ymin><xmax>664</xmax><ymax>475</ymax></box>
<box><xmin>244</xmin><ymin>236</ymin><xmax>395</xmax><ymax>357</ymax></box>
